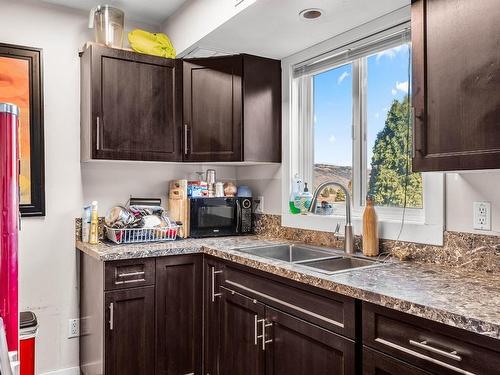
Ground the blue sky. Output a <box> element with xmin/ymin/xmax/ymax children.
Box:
<box><xmin>313</xmin><ymin>44</ymin><xmax>410</xmax><ymax>166</ymax></box>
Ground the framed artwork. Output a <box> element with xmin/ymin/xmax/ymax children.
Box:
<box><xmin>0</xmin><ymin>43</ymin><xmax>45</xmax><ymax>216</ymax></box>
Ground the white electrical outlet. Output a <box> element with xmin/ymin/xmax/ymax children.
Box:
<box><xmin>254</xmin><ymin>196</ymin><xmax>264</xmax><ymax>214</ymax></box>
<box><xmin>473</xmin><ymin>201</ymin><xmax>491</xmax><ymax>230</ymax></box>
<box><xmin>68</xmin><ymin>318</ymin><xmax>80</xmax><ymax>338</ymax></box>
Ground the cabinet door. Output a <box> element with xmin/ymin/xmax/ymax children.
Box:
<box><xmin>104</xmin><ymin>286</ymin><xmax>155</xmax><ymax>375</ymax></box>
<box><xmin>183</xmin><ymin>56</ymin><xmax>242</xmax><ymax>162</ymax></box>
<box><xmin>363</xmin><ymin>347</ymin><xmax>431</xmax><ymax>375</ymax></box>
<box><xmin>265</xmin><ymin>307</ymin><xmax>355</xmax><ymax>375</ymax></box>
<box><xmin>156</xmin><ymin>255</ymin><xmax>203</xmax><ymax>375</ymax></box>
<box><xmin>242</xmin><ymin>54</ymin><xmax>282</xmax><ymax>163</ymax></box>
<box><xmin>219</xmin><ymin>287</ymin><xmax>265</xmax><ymax>375</ymax></box>
<box><xmin>204</xmin><ymin>257</ymin><xmax>224</xmax><ymax>375</ymax></box>
<box><xmin>91</xmin><ymin>45</ymin><xmax>182</xmax><ymax>161</ymax></box>
<box><xmin>412</xmin><ymin>0</ymin><xmax>500</xmax><ymax>171</ymax></box>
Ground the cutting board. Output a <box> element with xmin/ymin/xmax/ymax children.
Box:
<box><xmin>169</xmin><ymin>188</ymin><xmax>189</xmax><ymax>238</ymax></box>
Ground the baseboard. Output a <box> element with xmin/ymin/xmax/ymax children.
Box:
<box><xmin>41</xmin><ymin>366</ymin><xmax>80</xmax><ymax>375</ymax></box>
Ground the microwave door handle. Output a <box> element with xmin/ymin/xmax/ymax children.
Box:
<box><xmin>236</xmin><ymin>199</ymin><xmax>241</xmax><ymax>233</ymax></box>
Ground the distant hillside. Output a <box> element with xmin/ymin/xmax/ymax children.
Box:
<box><xmin>313</xmin><ymin>164</ymin><xmax>352</xmax><ymax>188</ymax></box>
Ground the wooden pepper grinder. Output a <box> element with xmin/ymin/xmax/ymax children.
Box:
<box><xmin>362</xmin><ymin>196</ymin><xmax>379</xmax><ymax>257</ymax></box>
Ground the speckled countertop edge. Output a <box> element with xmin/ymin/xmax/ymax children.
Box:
<box><xmin>76</xmin><ymin>237</ymin><xmax>500</xmax><ymax>339</ymax></box>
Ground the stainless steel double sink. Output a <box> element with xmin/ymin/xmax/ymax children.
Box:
<box><xmin>235</xmin><ymin>243</ymin><xmax>385</xmax><ymax>275</ymax></box>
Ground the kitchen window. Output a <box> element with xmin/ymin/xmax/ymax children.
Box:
<box><xmin>283</xmin><ymin>22</ymin><xmax>444</xmax><ymax>245</ymax></box>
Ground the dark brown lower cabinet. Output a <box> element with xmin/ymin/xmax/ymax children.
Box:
<box><xmin>219</xmin><ymin>287</ymin><xmax>266</xmax><ymax>375</ymax></box>
<box><xmin>156</xmin><ymin>255</ymin><xmax>203</xmax><ymax>375</ymax></box>
<box><xmin>104</xmin><ymin>286</ymin><xmax>155</xmax><ymax>375</ymax></box>
<box><xmin>216</xmin><ymin>283</ymin><xmax>355</xmax><ymax>375</ymax></box>
<box><xmin>82</xmin><ymin>253</ymin><xmax>496</xmax><ymax>375</ymax></box>
<box><xmin>363</xmin><ymin>347</ymin><xmax>431</xmax><ymax>375</ymax></box>
<box><xmin>265</xmin><ymin>307</ymin><xmax>355</xmax><ymax>375</ymax></box>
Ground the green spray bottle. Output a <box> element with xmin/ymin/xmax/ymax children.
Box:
<box><xmin>289</xmin><ymin>174</ymin><xmax>301</xmax><ymax>214</ymax></box>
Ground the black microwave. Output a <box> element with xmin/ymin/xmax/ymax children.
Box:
<box><xmin>189</xmin><ymin>197</ymin><xmax>253</xmax><ymax>238</ymax></box>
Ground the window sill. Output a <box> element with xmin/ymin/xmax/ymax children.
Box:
<box><xmin>281</xmin><ymin>212</ymin><xmax>444</xmax><ymax>246</ymax></box>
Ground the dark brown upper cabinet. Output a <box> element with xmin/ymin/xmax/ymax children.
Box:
<box><xmin>183</xmin><ymin>54</ymin><xmax>281</xmax><ymax>163</ymax></box>
<box><xmin>80</xmin><ymin>44</ymin><xmax>183</xmax><ymax>162</ymax></box>
<box><xmin>412</xmin><ymin>0</ymin><xmax>500</xmax><ymax>171</ymax></box>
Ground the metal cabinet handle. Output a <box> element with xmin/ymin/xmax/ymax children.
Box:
<box><xmin>409</xmin><ymin>339</ymin><xmax>462</xmax><ymax>361</ymax></box>
<box><xmin>375</xmin><ymin>338</ymin><xmax>474</xmax><ymax>375</ymax></box>
<box><xmin>109</xmin><ymin>302</ymin><xmax>114</xmax><ymax>331</ymax></box>
<box><xmin>184</xmin><ymin>124</ymin><xmax>189</xmax><ymax>155</ymax></box>
<box><xmin>256</xmin><ymin>318</ymin><xmax>265</xmax><ymax>349</ymax></box>
<box><xmin>254</xmin><ymin>315</ymin><xmax>259</xmax><ymax>345</ymax></box>
<box><xmin>117</xmin><ymin>271</ymin><xmax>145</xmax><ymax>278</ymax></box>
<box><xmin>211</xmin><ymin>267</ymin><xmax>223</xmax><ymax>302</ymax></box>
<box><xmin>411</xmin><ymin>107</ymin><xmax>416</xmax><ymax>158</ymax></box>
<box><xmin>114</xmin><ymin>278</ymin><xmax>145</xmax><ymax>285</ymax></box>
<box><xmin>258</xmin><ymin>319</ymin><xmax>273</xmax><ymax>351</ymax></box>
<box><xmin>96</xmin><ymin>116</ymin><xmax>101</xmax><ymax>151</ymax></box>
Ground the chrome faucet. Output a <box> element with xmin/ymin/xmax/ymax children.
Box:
<box><xmin>308</xmin><ymin>181</ymin><xmax>354</xmax><ymax>255</ymax></box>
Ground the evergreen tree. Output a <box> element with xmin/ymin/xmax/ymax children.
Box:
<box><xmin>368</xmin><ymin>96</ymin><xmax>422</xmax><ymax>207</ymax></box>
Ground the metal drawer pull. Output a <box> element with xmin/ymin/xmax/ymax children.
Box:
<box><xmin>117</xmin><ymin>271</ymin><xmax>145</xmax><ymax>278</ymax></box>
<box><xmin>211</xmin><ymin>267</ymin><xmax>223</xmax><ymax>302</ymax></box>
<box><xmin>375</xmin><ymin>338</ymin><xmax>475</xmax><ymax>375</ymax></box>
<box><xmin>409</xmin><ymin>339</ymin><xmax>462</xmax><ymax>361</ymax></box>
<box><xmin>114</xmin><ymin>278</ymin><xmax>145</xmax><ymax>285</ymax></box>
<box><xmin>109</xmin><ymin>302</ymin><xmax>114</xmax><ymax>331</ymax></box>
<box><xmin>225</xmin><ymin>279</ymin><xmax>344</xmax><ymax>328</ymax></box>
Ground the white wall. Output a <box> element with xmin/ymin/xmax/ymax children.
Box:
<box><xmin>82</xmin><ymin>162</ymin><xmax>236</xmax><ymax>210</ymax></box>
<box><xmin>0</xmin><ymin>1</ymin><xmax>236</xmax><ymax>373</ymax></box>
<box><xmin>445</xmin><ymin>172</ymin><xmax>500</xmax><ymax>236</ymax></box>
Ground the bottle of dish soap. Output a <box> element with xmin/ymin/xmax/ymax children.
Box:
<box><xmin>89</xmin><ymin>201</ymin><xmax>99</xmax><ymax>245</ymax></box>
<box><xmin>298</xmin><ymin>182</ymin><xmax>313</xmax><ymax>214</ymax></box>
<box><xmin>289</xmin><ymin>174</ymin><xmax>301</xmax><ymax>214</ymax></box>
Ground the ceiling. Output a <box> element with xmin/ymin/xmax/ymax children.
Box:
<box><xmin>196</xmin><ymin>0</ymin><xmax>410</xmax><ymax>59</ymax></box>
<box><xmin>41</xmin><ymin>0</ymin><xmax>187</xmax><ymax>25</ymax></box>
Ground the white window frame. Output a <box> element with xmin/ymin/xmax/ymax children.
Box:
<box><xmin>281</xmin><ymin>11</ymin><xmax>444</xmax><ymax>245</ymax></box>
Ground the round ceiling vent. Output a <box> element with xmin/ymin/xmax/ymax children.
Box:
<box><xmin>299</xmin><ymin>8</ymin><xmax>323</xmax><ymax>20</ymax></box>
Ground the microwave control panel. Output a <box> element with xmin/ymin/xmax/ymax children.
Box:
<box><xmin>241</xmin><ymin>199</ymin><xmax>253</xmax><ymax>233</ymax></box>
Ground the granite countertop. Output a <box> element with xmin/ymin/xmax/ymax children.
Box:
<box><xmin>76</xmin><ymin>236</ymin><xmax>500</xmax><ymax>340</ymax></box>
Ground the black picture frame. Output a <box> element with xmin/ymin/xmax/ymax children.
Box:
<box><xmin>0</xmin><ymin>43</ymin><xmax>45</xmax><ymax>217</ymax></box>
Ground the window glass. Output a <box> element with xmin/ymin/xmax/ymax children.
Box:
<box><xmin>313</xmin><ymin>63</ymin><xmax>353</xmax><ymax>205</ymax></box>
<box><xmin>366</xmin><ymin>43</ymin><xmax>423</xmax><ymax>208</ymax></box>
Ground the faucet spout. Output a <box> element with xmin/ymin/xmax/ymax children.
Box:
<box><xmin>308</xmin><ymin>181</ymin><xmax>354</xmax><ymax>254</ymax></box>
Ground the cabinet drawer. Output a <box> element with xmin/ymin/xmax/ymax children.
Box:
<box><xmin>221</xmin><ymin>262</ymin><xmax>355</xmax><ymax>338</ymax></box>
<box><xmin>363</xmin><ymin>302</ymin><xmax>500</xmax><ymax>375</ymax></box>
<box><xmin>363</xmin><ymin>347</ymin><xmax>431</xmax><ymax>375</ymax></box>
<box><xmin>104</xmin><ymin>258</ymin><xmax>155</xmax><ymax>290</ymax></box>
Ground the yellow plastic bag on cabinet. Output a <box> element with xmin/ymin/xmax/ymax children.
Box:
<box><xmin>128</xmin><ymin>29</ymin><xmax>176</xmax><ymax>58</ymax></box>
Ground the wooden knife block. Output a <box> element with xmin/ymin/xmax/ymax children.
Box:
<box><xmin>169</xmin><ymin>188</ymin><xmax>189</xmax><ymax>238</ymax></box>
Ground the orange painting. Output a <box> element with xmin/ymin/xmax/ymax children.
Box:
<box><xmin>0</xmin><ymin>56</ymin><xmax>31</xmax><ymax>204</ymax></box>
